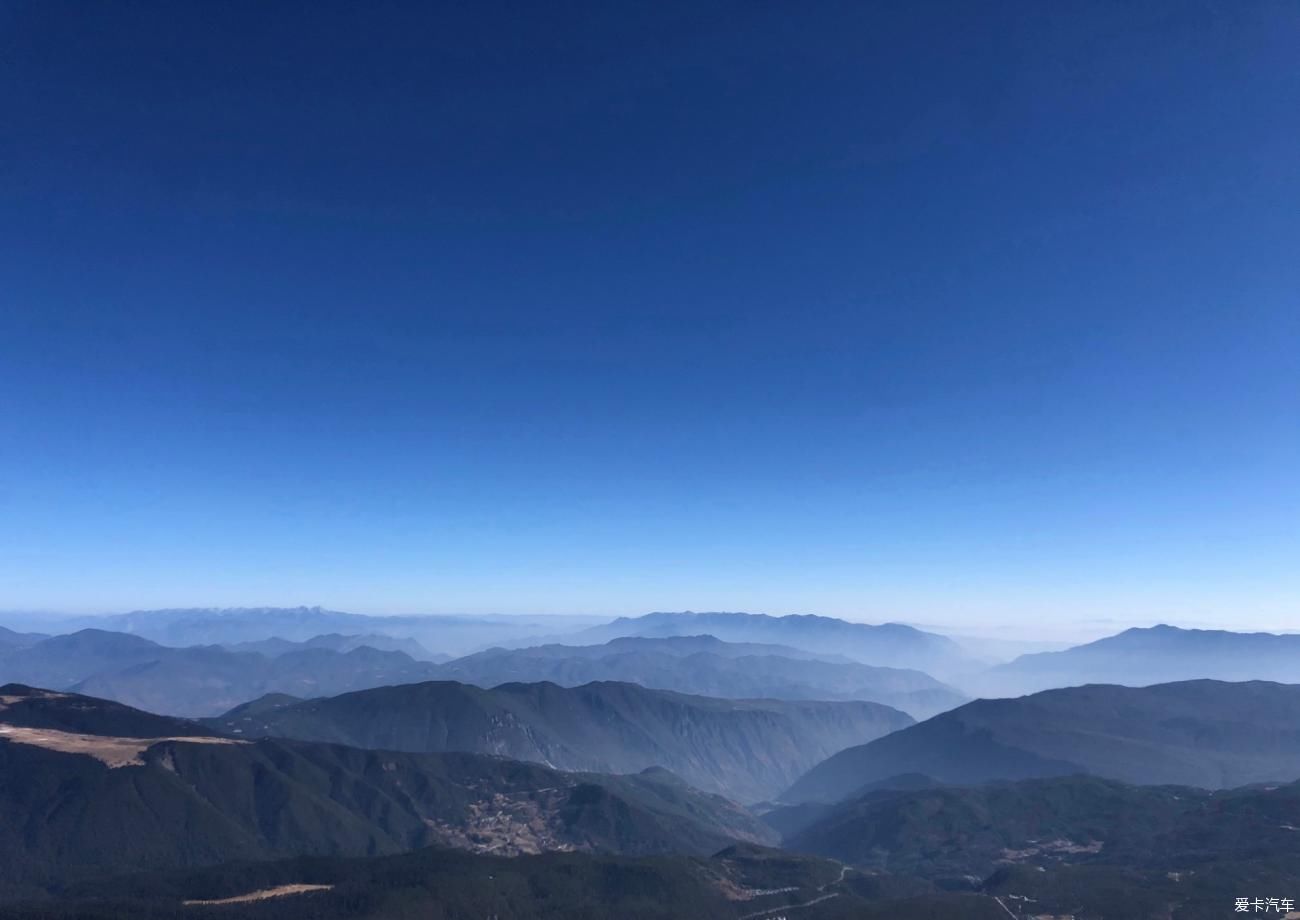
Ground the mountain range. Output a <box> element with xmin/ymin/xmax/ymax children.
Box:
<box><xmin>437</xmin><ymin>635</ymin><xmax>966</xmax><ymax>718</ymax></box>
<box><xmin>0</xmin><ymin>629</ymin><xmax>446</xmax><ymax>716</ymax></box>
<box><xmin>562</xmin><ymin>611</ymin><xmax>974</xmax><ymax>676</ymax></box>
<box><xmin>224</xmin><ymin>632</ymin><xmax>445</xmax><ymax>661</ymax></box>
<box><xmin>782</xmin><ymin>679</ymin><xmax>1300</xmax><ymax>803</ymax></box>
<box><xmin>207</xmin><ymin>678</ymin><xmax>913</xmax><ymax>803</ymax></box>
<box><xmin>0</xmin><ymin>684</ymin><xmax>775</xmax><ymax>895</ymax></box>
<box><xmin>9</xmin><ymin>673</ymin><xmax>1300</xmax><ymax>918</ymax></box>
<box><xmin>0</xmin><ymin>626</ymin><xmax>962</xmax><ymax>720</ymax></box>
<box><xmin>13</xmin><ymin>770</ymin><xmax>1300</xmax><ymax>919</ymax></box>
<box><xmin>3</xmin><ymin>608</ymin><xmax>608</xmax><ymax>657</ymax></box>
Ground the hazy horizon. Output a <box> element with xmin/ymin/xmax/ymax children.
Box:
<box><xmin>4</xmin><ymin>604</ymin><xmax>1298</xmax><ymax>646</ymax></box>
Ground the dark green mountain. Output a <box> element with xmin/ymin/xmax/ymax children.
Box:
<box><xmin>781</xmin><ymin>773</ymin><xmax>1300</xmax><ymax>918</ymax></box>
<box><xmin>209</xmin><ymin>679</ymin><xmax>914</xmax><ymax>803</ymax></box>
<box><xmin>440</xmin><ymin>635</ymin><xmax>966</xmax><ymax>719</ymax></box>
<box><xmin>0</xmin><ymin>685</ymin><xmax>775</xmax><ymax>895</ymax></box>
<box><xmin>11</xmin><ymin>688</ymin><xmax>1300</xmax><ymax>920</ymax></box>
<box><xmin>3</xmin><ymin>843</ymin><xmax>1005</xmax><ymax>920</ymax></box>
<box><xmin>783</xmin><ymin>680</ymin><xmax>1300</xmax><ymax>803</ymax></box>
<box><xmin>13</xmin><ymin>772</ymin><xmax>1300</xmax><ymax>919</ymax></box>
<box><xmin>786</xmin><ymin>775</ymin><xmax>1191</xmax><ymax>875</ymax></box>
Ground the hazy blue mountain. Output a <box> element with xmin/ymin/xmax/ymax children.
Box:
<box><xmin>224</xmin><ymin>632</ymin><xmax>444</xmax><ymax>661</ymax></box>
<box><xmin>440</xmin><ymin>635</ymin><xmax>966</xmax><ymax>719</ymax></box>
<box><xmin>782</xmin><ymin>680</ymin><xmax>1300</xmax><ymax>803</ymax></box>
<box><xmin>208</xmin><ymin>679</ymin><xmax>914</xmax><ymax>803</ymax></box>
<box><xmin>0</xmin><ymin>684</ymin><xmax>775</xmax><ymax>893</ymax></box>
<box><xmin>0</xmin><ymin>629</ymin><xmax>445</xmax><ymax>716</ymax></box>
<box><xmin>0</xmin><ymin>626</ymin><xmax>48</xmax><ymax>651</ymax></box>
<box><xmin>0</xmin><ymin>630</ymin><xmax>165</xmax><ymax>688</ymax></box>
<box><xmin>976</xmin><ymin>624</ymin><xmax>1300</xmax><ymax>696</ymax></box>
<box><xmin>0</xmin><ymin>628</ymin><xmax>957</xmax><ymax>720</ymax></box>
<box><xmin>471</xmin><ymin>634</ymin><xmax>861</xmax><ymax>663</ymax></box>
<box><xmin>563</xmin><ymin>612</ymin><xmax>972</xmax><ymax>676</ymax></box>
<box><xmin>33</xmin><ymin>607</ymin><xmax>610</xmax><ymax>657</ymax></box>
<box><xmin>74</xmin><ymin>645</ymin><xmax>445</xmax><ymax>716</ymax></box>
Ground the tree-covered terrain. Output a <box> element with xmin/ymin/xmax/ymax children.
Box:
<box><xmin>0</xmin><ymin>685</ymin><xmax>772</xmax><ymax>895</ymax></box>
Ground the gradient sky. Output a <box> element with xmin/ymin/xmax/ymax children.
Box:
<box><xmin>2</xmin><ymin>1</ymin><xmax>1297</xmax><ymax>635</ymax></box>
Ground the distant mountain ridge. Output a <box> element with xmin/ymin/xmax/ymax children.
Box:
<box><xmin>979</xmin><ymin>624</ymin><xmax>1300</xmax><ymax>695</ymax></box>
<box><xmin>476</xmin><ymin>634</ymin><xmax>861</xmax><ymax>663</ymax></box>
<box><xmin>783</xmin><ymin>679</ymin><xmax>1300</xmax><ymax>803</ymax></box>
<box><xmin>565</xmin><ymin>611</ymin><xmax>973</xmax><ymax>676</ymax></box>
<box><xmin>441</xmin><ymin>635</ymin><xmax>965</xmax><ymax>719</ymax></box>
<box><xmin>7</xmin><ymin>607</ymin><xmax>609</xmax><ymax>656</ymax></box>
<box><xmin>0</xmin><ymin>627</ymin><xmax>961</xmax><ymax>720</ymax></box>
<box><xmin>209</xmin><ymin>678</ymin><xmax>914</xmax><ymax>803</ymax></box>
<box><xmin>223</xmin><ymin>632</ymin><xmax>445</xmax><ymax>662</ymax></box>
<box><xmin>0</xmin><ymin>629</ymin><xmax>444</xmax><ymax>716</ymax></box>
<box><xmin>0</xmin><ymin>627</ymin><xmax>47</xmax><ymax>650</ymax></box>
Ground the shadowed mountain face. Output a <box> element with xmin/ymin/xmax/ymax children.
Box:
<box><xmin>782</xmin><ymin>680</ymin><xmax>1300</xmax><ymax>804</ymax></box>
<box><xmin>977</xmin><ymin>625</ymin><xmax>1300</xmax><ymax>696</ymax></box>
<box><xmin>0</xmin><ymin>685</ymin><xmax>775</xmax><ymax>894</ymax></box>
<box><xmin>439</xmin><ymin>636</ymin><xmax>966</xmax><ymax>719</ymax></box>
<box><xmin>208</xmin><ymin>679</ymin><xmax>914</xmax><ymax>803</ymax></box>
<box><xmin>564</xmin><ymin>612</ymin><xmax>973</xmax><ymax>677</ymax></box>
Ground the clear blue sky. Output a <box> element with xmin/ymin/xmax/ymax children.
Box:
<box><xmin>2</xmin><ymin>1</ymin><xmax>1297</xmax><ymax>634</ymax></box>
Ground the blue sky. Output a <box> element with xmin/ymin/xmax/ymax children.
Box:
<box><xmin>2</xmin><ymin>1</ymin><xmax>1297</xmax><ymax>635</ymax></box>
